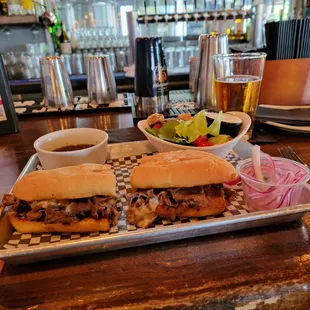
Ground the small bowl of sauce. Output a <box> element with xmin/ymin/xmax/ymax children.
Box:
<box><xmin>34</xmin><ymin>128</ymin><xmax>108</xmax><ymax>169</ymax></box>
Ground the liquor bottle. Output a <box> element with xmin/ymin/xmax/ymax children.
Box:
<box><xmin>59</xmin><ymin>22</ymin><xmax>69</xmax><ymax>43</ymax></box>
<box><xmin>49</xmin><ymin>9</ymin><xmax>62</xmax><ymax>50</ymax></box>
<box><xmin>59</xmin><ymin>22</ymin><xmax>72</xmax><ymax>54</ymax></box>
<box><xmin>134</xmin><ymin>37</ymin><xmax>170</xmax><ymax>114</ymax></box>
<box><xmin>0</xmin><ymin>0</ymin><xmax>8</xmax><ymax>15</ymax></box>
<box><xmin>0</xmin><ymin>55</ymin><xmax>19</xmax><ymax>135</ymax></box>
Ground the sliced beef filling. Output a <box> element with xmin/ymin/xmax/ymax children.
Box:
<box><xmin>1</xmin><ymin>194</ymin><xmax>119</xmax><ymax>226</ymax></box>
<box><xmin>126</xmin><ymin>185</ymin><xmax>227</xmax><ymax>228</ymax></box>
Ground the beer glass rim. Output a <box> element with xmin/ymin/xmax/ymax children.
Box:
<box><xmin>213</xmin><ymin>52</ymin><xmax>267</xmax><ymax>60</ymax></box>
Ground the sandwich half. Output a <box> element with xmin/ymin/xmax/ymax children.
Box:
<box><xmin>1</xmin><ymin>164</ymin><xmax>119</xmax><ymax>233</ymax></box>
<box><xmin>126</xmin><ymin>150</ymin><xmax>237</xmax><ymax>228</ymax></box>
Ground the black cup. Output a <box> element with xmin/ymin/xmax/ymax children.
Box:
<box><xmin>134</xmin><ymin>36</ymin><xmax>169</xmax><ymax>113</ymax></box>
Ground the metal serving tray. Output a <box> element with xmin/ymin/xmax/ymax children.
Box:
<box><xmin>1</xmin><ymin>140</ymin><xmax>310</xmax><ymax>264</ymax></box>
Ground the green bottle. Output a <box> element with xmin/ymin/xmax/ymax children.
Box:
<box><xmin>49</xmin><ymin>9</ymin><xmax>62</xmax><ymax>50</ymax></box>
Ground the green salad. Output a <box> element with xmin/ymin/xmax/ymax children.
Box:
<box><xmin>146</xmin><ymin>110</ymin><xmax>232</xmax><ymax>147</ymax></box>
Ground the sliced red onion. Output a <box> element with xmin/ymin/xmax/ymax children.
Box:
<box><xmin>252</xmin><ymin>145</ymin><xmax>264</xmax><ymax>182</ymax></box>
<box><xmin>239</xmin><ymin>150</ymin><xmax>309</xmax><ymax>212</ymax></box>
<box><xmin>262</xmin><ymin>153</ymin><xmax>276</xmax><ymax>182</ymax></box>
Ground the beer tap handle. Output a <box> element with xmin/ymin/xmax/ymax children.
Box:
<box><xmin>232</xmin><ymin>0</ymin><xmax>237</xmax><ymax>15</ymax></box>
<box><xmin>184</xmin><ymin>0</ymin><xmax>189</xmax><ymax>22</ymax></box>
<box><xmin>164</xmin><ymin>0</ymin><xmax>169</xmax><ymax>24</ymax></box>
<box><xmin>240</xmin><ymin>0</ymin><xmax>246</xmax><ymax>19</ymax></box>
<box><xmin>144</xmin><ymin>0</ymin><xmax>147</xmax><ymax>15</ymax></box>
<box><xmin>271</xmin><ymin>0</ymin><xmax>275</xmax><ymax>14</ymax></box>
<box><xmin>240</xmin><ymin>0</ymin><xmax>246</xmax><ymax>17</ymax></box>
<box><xmin>296</xmin><ymin>0</ymin><xmax>302</xmax><ymax>19</ymax></box>
<box><xmin>211</xmin><ymin>0</ymin><xmax>219</xmax><ymax>34</ymax></box>
<box><xmin>301</xmin><ymin>0</ymin><xmax>307</xmax><ymax>17</ymax></box>
<box><xmin>174</xmin><ymin>0</ymin><xmax>179</xmax><ymax>22</ymax></box>
<box><xmin>154</xmin><ymin>0</ymin><xmax>159</xmax><ymax>25</ymax></box>
<box><xmin>144</xmin><ymin>1</ymin><xmax>148</xmax><ymax>25</ymax></box>
<box><xmin>193</xmin><ymin>0</ymin><xmax>200</xmax><ymax>22</ymax></box>
<box><xmin>282</xmin><ymin>0</ymin><xmax>287</xmax><ymax>20</ymax></box>
<box><xmin>231</xmin><ymin>0</ymin><xmax>237</xmax><ymax>32</ymax></box>
<box><xmin>203</xmin><ymin>0</ymin><xmax>209</xmax><ymax>20</ymax></box>
<box><xmin>221</xmin><ymin>0</ymin><xmax>227</xmax><ymax>34</ymax></box>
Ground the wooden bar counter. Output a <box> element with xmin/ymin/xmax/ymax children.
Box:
<box><xmin>1</xmin><ymin>111</ymin><xmax>310</xmax><ymax>310</ymax></box>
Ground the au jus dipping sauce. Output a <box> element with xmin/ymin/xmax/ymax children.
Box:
<box><xmin>53</xmin><ymin>144</ymin><xmax>95</xmax><ymax>152</ymax></box>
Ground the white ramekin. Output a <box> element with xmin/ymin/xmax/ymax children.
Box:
<box><xmin>34</xmin><ymin>128</ymin><xmax>108</xmax><ymax>170</ymax></box>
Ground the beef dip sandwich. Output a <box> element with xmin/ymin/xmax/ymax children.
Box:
<box><xmin>126</xmin><ymin>150</ymin><xmax>237</xmax><ymax>228</ymax></box>
<box><xmin>1</xmin><ymin>164</ymin><xmax>119</xmax><ymax>233</ymax></box>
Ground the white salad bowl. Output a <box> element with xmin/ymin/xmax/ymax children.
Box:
<box><xmin>137</xmin><ymin>111</ymin><xmax>251</xmax><ymax>158</ymax></box>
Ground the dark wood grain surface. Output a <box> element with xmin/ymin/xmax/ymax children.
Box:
<box><xmin>1</xmin><ymin>112</ymin><xmax>310</xmax><ymax>310</ymax></box>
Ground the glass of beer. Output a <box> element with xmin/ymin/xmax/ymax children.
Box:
<box><xmin>213</xmin><ymin>53</ymin><xmax>267</xmax><ymax>139</ymax></box>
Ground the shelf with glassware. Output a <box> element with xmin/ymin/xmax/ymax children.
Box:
<box><xmin>0</xmin><ymin>0</ymin><xmax>45</xmax><ymax>24</ymax></box>
<box><xmin>0</xmin><ymin>0</ymin><xmax>45</xmax><ymax>19</ymax></box>
<box><xmin>2</xmin><ymin>47</ymin><xmax>131</xmax><ymax>80</ymax></box>
<box><xmin>8</xmin><ymin>72</ymin><xmax>129</xmax><ymax>85</ymax></box>
<box><xmin>2</xmin><ymin>39</ymin><xmax>194</xmax><ymax>81</ymax></box>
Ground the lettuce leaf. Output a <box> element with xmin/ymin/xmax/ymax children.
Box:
<box><xmin>158</xmin><ymin>120</ymin><xmax>180</xmax><ymax>141</ymax></box>
<box><xmin>146</xmin><ymin>120</ymin><xmax>190</xmax><ymax>144</ymax></box>
<box><xmin>173</xmin><ymin>137</ymin><xmax>189</xmax><ymax>144</ymax></box>
<box><xmin>207</xmin><ymin>111</ymin><xmax>222</xmax><ymax>136</ymax></box>
<box><xmin>175</xmin><ymin>110</ymin><xmax>209</xmax><ymax>143</ymax></box>
<box><xmin>145</xmin><ymin>127</ymin><xmax>160</xmax><ymax>137</ymax></box>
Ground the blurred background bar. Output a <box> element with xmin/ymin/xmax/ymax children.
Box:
<box><xmin>0</xmin><ymin>0</ymin><xmax>309</xmax><ymax>115</ymax></box>
<box><xmin>1</xmin><ymin>0</ymin><xmax>308</xmax><ymax>77</ymax></box>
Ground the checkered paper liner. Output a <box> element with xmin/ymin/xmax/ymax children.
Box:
<box><xmin>3</xmin><ymin>152</ymin><xmax>247</xmax><ymax>249</ymax></box>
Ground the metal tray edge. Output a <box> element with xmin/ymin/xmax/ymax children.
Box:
<box><xmin>1</xmin><ymin>204</ymin><xmax>310</xmax><ymax>264</ymax></box>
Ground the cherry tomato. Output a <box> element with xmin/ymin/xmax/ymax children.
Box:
<box><xmin>153</xmin><ymin>123</ymin><xmax>162</xmax><ymax>129</ymax></box>
<box><xmin>192</xmin><ymin>136</ymin><xmax>212</xmax><ymax>147</ymax></box>
<box><xmin>198</xmin><ymin>141</ymin><xmax>213</xmax><ymax>147</ymax></box>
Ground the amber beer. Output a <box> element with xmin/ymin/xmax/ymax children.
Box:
<box><xmin>215</xmin><ymin>75</ymin><xmax>262</xmax><ymax>136</ymax></box>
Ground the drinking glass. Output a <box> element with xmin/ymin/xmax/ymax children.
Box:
<box><xmin>213</xmin><ymin>53</ymin><xmax>267</xmax><ymax>139</ymax></box>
